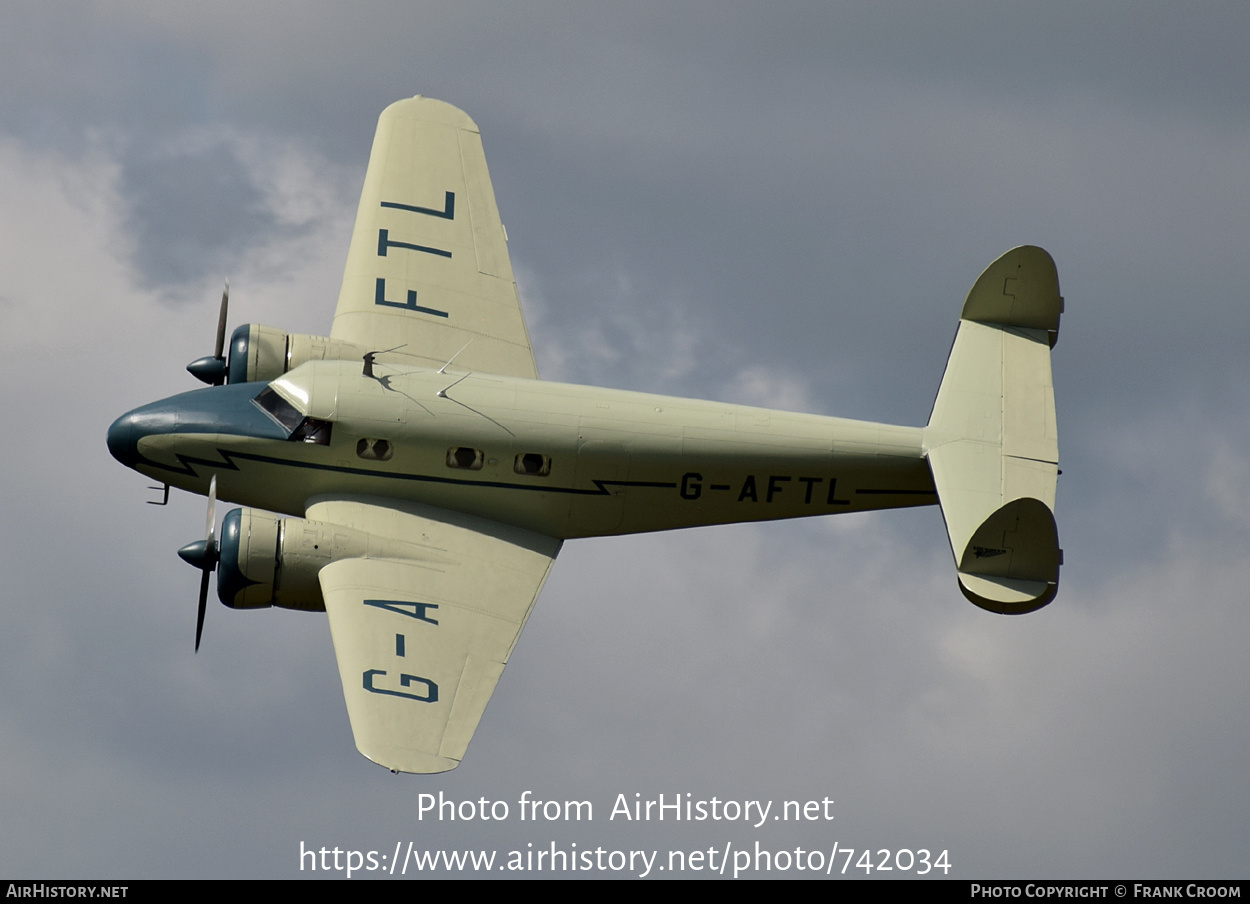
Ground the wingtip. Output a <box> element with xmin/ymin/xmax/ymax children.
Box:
<box><xmin>364</xmin><ymin>747</ymin><xmax>461</xmax><ymax>775</ymax></box>
<box><xmin>381</xmin><ymin>96</ymin><xmax>479</xmax><ymax>132</ymax></box>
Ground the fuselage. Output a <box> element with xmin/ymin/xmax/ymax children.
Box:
<box><xmin>109</xmin><ymin>361</ymin><xmax>935</xmax><ymax>539</ymax></box>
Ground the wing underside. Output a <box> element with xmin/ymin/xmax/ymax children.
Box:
<box><xmin>312</xmin><ymin>498</ymin><xmax>560</xmax><ymax>773</ymax></box>
<box><xmin>330</xmin><ymin>96</ymin><xmax>539</xmax><ymax>379</ymax></box>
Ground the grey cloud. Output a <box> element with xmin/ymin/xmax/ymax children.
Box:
<box><xmin>120</xmin><ymin>144</ymin><xmax>289</xmax><ymax>290</ymax></box>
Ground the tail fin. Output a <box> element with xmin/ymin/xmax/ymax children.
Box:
<box><xmin>925</xmin><ymin>246</ymin><xmax>1063</xmax><ymax>614</ymax></box>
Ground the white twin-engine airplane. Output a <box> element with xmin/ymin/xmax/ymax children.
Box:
<box><xmin>108</xmin><ymin>97</ymin><xmax>1064</xmax><ymax>774</ymax></box>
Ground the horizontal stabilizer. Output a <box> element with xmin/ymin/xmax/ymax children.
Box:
<box><xmin>926</xmin><ymin>246</ymin><xmax>1063</xmax><ymax>614</ymax></box>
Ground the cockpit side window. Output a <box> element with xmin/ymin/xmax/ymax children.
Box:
<box><xmin>253</xmin><ymin>386</ymin><xmax>333</xmax><ymax>445</ymax></box>
<box><xmin>292</xmin><ymin>418</ymin><xmax>333</xmax><ymax>445</ymax></box>
<box><xmin>253</xmin><ymin>387</ymin><xmax>304</xmax><ymax>433</ymax></box>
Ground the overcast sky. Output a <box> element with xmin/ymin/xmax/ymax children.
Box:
<box><xmin>2</xmin><ymin>2</ymin><xmax>1249</xmax><ymax>880</ymax></box>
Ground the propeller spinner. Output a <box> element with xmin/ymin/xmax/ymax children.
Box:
<box><xmin>176</xmin><ymin>475</ymin><xmax>219</xmax><ymax>652</ymax></box>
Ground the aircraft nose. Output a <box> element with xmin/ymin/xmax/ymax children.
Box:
<box><xmin>107</xmin><ymin>411</ymin><xmax>140</xmax><ymax>468</ymax></box>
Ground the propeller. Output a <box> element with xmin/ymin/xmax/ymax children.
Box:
<box><xmin>187</xmin><ymin>282</ymin><xmax>231</xmax><ymax>385</ymax></box>
<box><xmin>176</xmin><ymin>475</ymin><xmax>219</xmax><ymax>652</ymax></box>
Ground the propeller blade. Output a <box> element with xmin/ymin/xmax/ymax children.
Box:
<box><xmin>187</xmin><ymin>282</ymin><xmax>231</xmax><ymax>385</ymax></box>
<box><xmin>195</xmin><ymin>568</ymin><xmax>210</xmax><ymax>653</ymax></box>
<box><xmin>213</xmin><ymin>282</ymin><xmax>229</xmax><ymax>361</ymax></box>
<box><xmin>205</xmin><ymin>475</ymin><xmax>217</xmax><ymax>544</ymax></box>
<box><xmin>176</xmin><ymin>474</ymin><xmax>219</xmax><ymax>653</ymax></box>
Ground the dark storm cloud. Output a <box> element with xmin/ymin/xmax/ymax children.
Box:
<box><xmin>120</xmin><ymin>143</ymin><xmax>289</xmax><ymax>289</ymax></box>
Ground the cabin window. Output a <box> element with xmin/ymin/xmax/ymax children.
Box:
<box><xmin>357</xmin><ymin>438</ymin><xmax>393</xmax><ymax>461</ymax></box>
<box><xmin>514</xmin><ymin>453</ymin><xmax>551</xmax><ymax>476</ymax></box>
<box><xmin>446</xmin><ymin>446</ymin><xmax>483</xmax><ymax>470</ymax></box>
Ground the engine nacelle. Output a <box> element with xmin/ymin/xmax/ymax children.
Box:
<box><xmin>217</xmin><ymin>508</ymin><xmax>369</xmax><ymax>611</ymax></box>
<box><xmin>225</xmin><ymin>324</ymin><xmax>370</xmax><ymax>384</ymax></box>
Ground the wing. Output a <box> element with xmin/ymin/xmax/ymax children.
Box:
<box><xmin>331</xmin><ymin>96</ymin><xmax>539</xmax><ymax>379</ymax></box>
<box><xmin>310</xmin><ymin>498</ymin><xmax>561</xmax><ymax>773</ymax></box>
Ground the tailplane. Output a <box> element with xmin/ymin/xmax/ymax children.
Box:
<box><xmin>925</xmin><ymin>246</ymin><xmax>1063</xmax><ymax>614</ymax></box>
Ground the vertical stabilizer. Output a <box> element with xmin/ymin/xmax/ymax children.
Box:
<box><xmin>925</xmin><ymin>246</ymin><xmax>1063</xmax><ymax>613</ymax></box>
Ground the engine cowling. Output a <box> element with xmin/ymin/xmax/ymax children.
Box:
<box><xmin>224</xmin><ymin>324</ymin><xmax>370</xmax><ymax>384</ymax></box>
<box><xmin>217</xmin><ymin>508</ymin><xmax>369</xmax><ymax>611</ymax></box>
